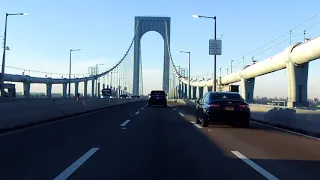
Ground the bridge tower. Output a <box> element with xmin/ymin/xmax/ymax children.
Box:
<box><xmin>133</xmin><ymin>16</ymin><xmax>171</xmax><ymax>96</ymax></box>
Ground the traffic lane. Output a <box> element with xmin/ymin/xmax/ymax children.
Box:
<box><xmin>71</xmin><ymin>104</ymin><xmax>266</xmax><ymax>180</ymax></box>
<box><xmin>0</xmin><ymin>100</ymin><xmax>147</xmax><ymax>180</ymax></box>
<box><xmin>170</xmin><ymin>102</ymin><xmax>320</xmax><ymax>180</ymax></box>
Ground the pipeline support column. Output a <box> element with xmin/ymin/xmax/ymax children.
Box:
<box><xmin>91</xmin><ymin>79</ymin><xmax>95</xmax><ymax>97</ymax></box>
<box><xmin>23</xmin><ymin>82</ymin><xmax>31</xmax><ymax>98</ymax></box>
<box><xmin>75</xmin><ymin>82</ymin><xmax>79</xmax><ymax>96</ymax></box>
<box><xmin>286</xmin><ymin>61</ymin><xmax>309</xmax><ymax>108</ymax></box>
<box><xmin>97</xmin><ymin>82</ymin><xmax>100</xmax><ymax>97</ymax></box>
<box><xmin>46</xmin><ymin>83</ymin><xmax>52</xmax><ymax>98</ymax></box>
<box><xmin>240</xmin><ymin>78</ymin><xmax>255</xmax><ymax>103</ymax></box>
<box><xmin>192</xmin><ymin>86</ymin><xmax>197</xmax><ymax>99</ymax></box>
<box><xmin>84</xmin><ymin>80</ymin><xmax>88</xmax><ymax>97</ymax></box>
<box><xmin>62</xmin><ymin>83</ymin><xmax>67</xmax><ymax>97</ymax></box>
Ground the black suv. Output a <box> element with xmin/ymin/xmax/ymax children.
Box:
<box><xmin>148</xmin><ymin>90</ymin><xmax>167</xmax><ymax>107</ymax></box>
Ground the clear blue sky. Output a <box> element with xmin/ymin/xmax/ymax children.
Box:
<box><xmin>1</xmin><ymin>0</ymin><xmax>320</xmax><ymax>98</ymax></box>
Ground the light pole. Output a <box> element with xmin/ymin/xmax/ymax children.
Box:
<box><xmin>1</xmin><ymin>12</ymin><xmax>29</xmax><ymax>97</ymax></box>
<box><xmin>192</xmin><ymin>14</ymin><xmax>217</xmax><ymax>92</ymax></box>
<box><xmin>95</xmin><ymin>63</ymin><xmax>104</xmax><ymax>97</ymax></box>
<box><xmin>68</xmin><ymin>49</ymin><xmax>82</xmax><ymax>98</ymax></box>
<box><xmin>178</xmin><ymin>50</ymin><xmax>191</xmax><ymax>99</ymax></box>
<box><xmin>110</xmin><ymin>70</ymin><xmax>117</xmax><ymax>96</ymax></box>
<box><xmin>231</xmin><ymin>60</ymin><xmax>233</xmax><ymax>73</ymax></box>
<box><xmin>119</xmin><ymin>77</ymin><xmax>124</xmax><ymax>97</ymax></box>
<box><xmin>176</xmin><ymin>65</ymin><xmax>181</xmax><ymax>99</ymax></box>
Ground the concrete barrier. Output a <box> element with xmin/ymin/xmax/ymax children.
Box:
<box><xmin>0</xmin><ymin>98</ymin><xmax>144</xmax><ymax>131</ymax></box>
<box><xmin>169</xmin><ymin>99</ymin><xmax>320</xmax><ymax>136</ymax></box>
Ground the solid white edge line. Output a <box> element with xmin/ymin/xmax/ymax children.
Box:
<box><xmin>193</xmin><ymin>124</ymin><xmax>202</xmax><ymax>129</ymax></box>
<box><xmin>231</xmin><ymin>151</ymin><xmax>279</xmax><ymax>180</ymax></box>
<box><xmin>251</xmin><ymin>121</ymin><xmax>320</xmax><ymax>141</ymax></box>
<box><xmin>120</xmin><ymin>120</ymin><xmax>131</xmax><ymax>127</ymax></box>
<box><xmin>135</xmin><ymin>111</ymin><xmax>140</xmax><ymax>115</ymax></box>
<box><xmin>179</xmin><ymin>112</ymin><xmax>184</xmax><ymax>116</ymax></box>
<box><xmin>54</xmin><ymin>148</ymin><xmax>99</xmax><ymax>180</ymax></box>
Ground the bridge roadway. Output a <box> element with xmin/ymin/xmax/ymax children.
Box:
<box><xmin>0</xmin><ymin>101</ymin><xmax>319</xmax><ymax>180</ymax></box>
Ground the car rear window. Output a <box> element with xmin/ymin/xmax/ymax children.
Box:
<box><xmin>209</xmin><ymin>93</ymin><xmax>244</xmax><ymax>101</ymax></box>
<box><xmin>151</xmin><ymin>91</ymin><xmax>165</xmax><ymax>95</ymax></box>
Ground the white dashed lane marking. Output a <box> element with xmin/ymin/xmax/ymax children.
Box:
<box><xmin>231</xmin><ymin>151</ymin><xmax>279</xmax><ymax>180</ymax></box>
<box><xmin>54</xmin><ymin>148</ymin><xmax>99</xmax><ymax>180</ymax></box>
<box><xmin>120</xmin><ymin>120</ymin><xmax>131</xmax><ymax>127</ymax></box>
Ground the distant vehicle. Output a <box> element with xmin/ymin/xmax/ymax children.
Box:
<box><xmin>195</xmin><ymin>92</ymin><xmax>250</xmax><ymax>127</ymax></box>
<box><xmin>120</xmin><ymin>94</ymin><xmax>128</xmax><ymax>98</ymax></box>
<box><xmin>131</xmin><ymin>95</ymin><xmax>140</xmax><ymax>98</ymax></box>
<box><xmin>148</xmin><ymin>90</ymin><xmax>167</xmax><ymax>107</ymax></box>
<box><xmin>101</xmin><ymin>88</ymin><xmax>112</xmax><ymax>99</ymax></box>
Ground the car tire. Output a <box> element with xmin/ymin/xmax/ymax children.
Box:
<box><xmin>195</xmin><ymin>112</ymin><xmax>200</xmax><ymax>124</ymax></box>
<box><xmin>239</xmin><ymin>119</ymin><xmax>250</xmax><ymax>128</ymax></box>
<box><xmin>164</xmin><ymin>104</ymin><xmax>167</xmax><ymax>108</ymax></box>
<box><xmin>201</xmin><ymin>114</ymin><xmax>209</xmax><ymax>127</ymax></box>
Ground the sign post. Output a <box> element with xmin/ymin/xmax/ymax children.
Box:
<box><xmin>209</xmin><ymin>39</ymin><xmax>222</xmax><ymax>55</ymax></box>
<box><xmin>209</xmin><ymin>39</ymin><xmax>222</xmax><ymax>91</ymax></box>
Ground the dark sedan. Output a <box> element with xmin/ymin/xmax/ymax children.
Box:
<box><xmin>195</xmin><ymin>92</ymin><xmax>250</xmax><ymax>127</ymax></box>
<box><xmin>148</xmin><ymin>90</ymin><xmax>167</xmax><ymax>107</ymax></box>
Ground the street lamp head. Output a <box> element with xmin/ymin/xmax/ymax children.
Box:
<box><xmin>192</xmin><ymin>15</ymin><xmax>199</xmax><ymax>18</ymax></box>
<box><xmin>71</xmin><ymin>49</ymin><xmax>82</xmax><ymax>52</ymax></box>
<box><xmin>7</xmin><ymin>12</ymin><xmax>29</xmax><ymax>16</ymax></box>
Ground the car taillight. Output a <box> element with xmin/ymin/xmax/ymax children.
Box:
<box><xmin>208</xmin><ymin>104</ymin><xmax>220</xmax><ymax>108</ymax></box>
<box><xmin>238</xmin><ymin>104</ymin><xmax>249</xmax><ymax>108</ymax></box>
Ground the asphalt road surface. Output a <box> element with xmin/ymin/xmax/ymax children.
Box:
<box><xmin>0</xmin><ymin>100</ymin><xmax>319</xmax><ymax>180</ymax></box>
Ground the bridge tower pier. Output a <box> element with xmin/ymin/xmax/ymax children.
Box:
<box><xmin>23</xmin><ymin>82</ymin><xmax>30</xmax><ymax>98</ymax></box>
<box><xmin>286</xmin><ymin>61</ymin><xmax>309</xmax><ymax>108</ymax></box>
<box><xmin>46</xmin><ymin>83</ymin><xmax>52</xmax><ymax>98</ymax></box>
<box><xmin>84</xmin><ymin>81</ymin><xmax>88</xmax><ymax>97</ymax></box>
<box><xmin>240</xmin><ymin>78</ymin><xmax>255</xmax><ymax>103</ymax></box>
<box><xmin>62</xmin><ymin>83</ymin><xmax>67</xmax><ymax>97</ymax></box>
<box><xmin>133</xmin><ymin>17</ymin><xmax>171</xmax><ymax>96</ymax></box>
